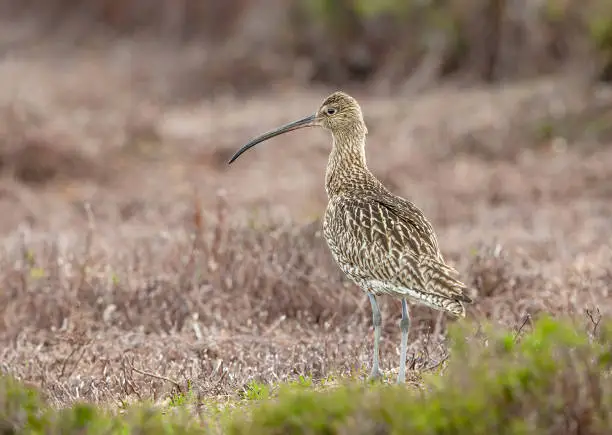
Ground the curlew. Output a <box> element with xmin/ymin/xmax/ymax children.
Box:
<box><xmin>227</xmin><ymin>91</ymin><xmax>473</xmax><ymax>384</ymax></box>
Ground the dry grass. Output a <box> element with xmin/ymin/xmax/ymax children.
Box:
<box><xmin>0</xmin><ymin>39</ymin><xmax>611</xmax><ymax>412</ymax></box>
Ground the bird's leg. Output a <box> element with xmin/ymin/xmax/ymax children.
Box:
<box><xmin>367</xmin><ymin>293</ymin><xmax>383</xmax><ymax>381</ymax></box>
<box><xmin>397</xmin><ymin>298</ymin><xmax>411</xmax><ymax>384</ymax></box>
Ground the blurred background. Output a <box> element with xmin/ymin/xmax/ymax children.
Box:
<box><xmin>1</xmin><ymin>0</ymin><xmax>612</xmax><ymax>403</ymax></box>
<box><xmin>3</xmin><ymin>0</ymin><xmax>612</xmax><ymax>87</ymax></box>
<box><xmin>0</xmin><ymin>0</ymin><xmax>611</xmax><ymax>226</ymax></box>
<box><xmin>2</xmin><ymin>0</ymin><xmax>611</xmax><ymax>91</ymax></box>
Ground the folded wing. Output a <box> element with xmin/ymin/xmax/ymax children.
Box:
<box><xmin>324</xmin><ymin>193</ymin><xmax>473</xmax><ymax>309</ymax></box>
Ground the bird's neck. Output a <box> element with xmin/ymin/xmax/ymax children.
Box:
<box><xmin>325</xmin><ymin>131</ymin><xmax>377</xmax><ymax>197</ymax></box>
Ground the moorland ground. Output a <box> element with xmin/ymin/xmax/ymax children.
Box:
<box><xmin>0</xmin><ymin>4</ymin><xmax>612</xmax><ymax>430</ymax></box>
<box><xmin>1</xmin><ymin>44</ymin><xmax>611</xmax><ymax>408</ymax></box>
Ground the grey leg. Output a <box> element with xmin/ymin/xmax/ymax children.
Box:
<box><xmin>397</xmin><ymin>298</ymin><xmax>410</xmax><ymax>384</ymax></box>
<box><xmin>367</xmin><ymin>293</ymin><xmax>383</xmax><ymax>380</ymax></box>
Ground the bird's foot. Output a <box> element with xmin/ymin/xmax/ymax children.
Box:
<box><xmin>367</xmin><ymin>368</ymin><xmax>384</xmax><ymax>383</ymax></box>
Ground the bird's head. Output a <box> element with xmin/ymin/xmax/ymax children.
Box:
<box><xmin>227</xmin><ymin>91</ymin><xmax>367</xmax><ymax>164</ymax></box>
<box><xmin>316</xmin><ymin>91</ymin><xmax>367</xmax><ymax>134</ymax></box>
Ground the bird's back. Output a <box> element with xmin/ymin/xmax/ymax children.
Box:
<box><xmin>323</xmin><ymin>185</ymin><xmax>472</xmax><ymax>316</ymax></box>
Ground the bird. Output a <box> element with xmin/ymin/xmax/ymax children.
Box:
<box><xmin>227</xmin><ymin>91</ymin><xmax>473</xmax><ymax>384</ymax></box>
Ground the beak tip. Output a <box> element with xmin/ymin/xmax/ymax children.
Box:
<box><xmin>227</xmin><ymin>113</ymin><xmax>316</xmax><ymax>167</ymax></box>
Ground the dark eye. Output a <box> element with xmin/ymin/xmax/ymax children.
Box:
<box><xmin>326</xmin><ymin>107</ymin><xmax>337</xmax><ymax>115</ymax></box>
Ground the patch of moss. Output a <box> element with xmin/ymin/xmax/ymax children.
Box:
<box><xmin>229</xmin><ymin>316</ymin><xmax>612</xmax><ymax>434</ymax></box>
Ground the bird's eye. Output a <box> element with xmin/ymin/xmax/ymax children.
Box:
<box><xmin>326</xmin><ymin>107</ymin><xmax>337</xmax><ymax>115</ymax></box>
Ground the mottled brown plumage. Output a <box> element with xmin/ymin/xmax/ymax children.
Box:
<box><xmin>320</xmin><ymin>92</ymin><xmax>471</xmax><ymax>315</ymax></box>
<box><xmin>228</xmin><ymin>91</ymin><xmax>473</xmax><ymax>384</ymax></box>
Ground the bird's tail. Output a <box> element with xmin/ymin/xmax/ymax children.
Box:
<box><xmin>407</xmin><ymin>290</ymin><xmax>467</xmax><ymax>317</ymax></box>
<box><xmin>419</xmin><ymin>256</ymin><xmax>473</xmax><ymax>316</ymax></box>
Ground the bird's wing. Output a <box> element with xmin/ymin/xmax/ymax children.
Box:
<box><xmin>372</xmin><ymin>194</ymin><xmax>442</xmax><ymax>258</ymax></box>
<box><xmin>325</xmin><ymin>193</ymin><xmax>472</xmax><ymax>303</ymax></box>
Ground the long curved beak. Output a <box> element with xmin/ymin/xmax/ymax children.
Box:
<box><xmin>228</xmin><ymin>114</ymin><xmax>317</xmax><ymax>164</ymax></box>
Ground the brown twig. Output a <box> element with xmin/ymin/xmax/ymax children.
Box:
<box><xmin>120</xmin><ymin>358</ymin><xmax>142</xmax><ymax>399</ymax></box>
<box><xmin>513</xmin><ymin>314</ymin><xmax>531</xmax><ymax>343</ymax></box>
<box><xmin>127</xmin><ymin>358</ymin><xmax>182</xmax><ymax>390</ymax></box>
<box><xmin>193</xmin><ymin>186</ymin><xmax>204</xmax><ymax>251</ymax></box>
<box><xmin>59</xmin><ymin>339</ymin><xmax>92</xmax><ymax>379</ymax></box>
<box><xmin>75</xmin><ymin>201</ymin><xmax>96</xmax><ymax>294</ymax></box>
<box><xmin>424</xmin><ymin>354</ymin><xmax>450</xmax><ymax>372</ymax></box>
<box><xmin>210</xmin><ymin>189</ymin><xmax>228</xmax><ymax>270</ymax></box>
<box><xmin>586</xmin><ymin>307</ymin><xmax>601</xmax><ymax>338</ymax></box>
<box><xmin>18</xmin><ymin>227</ymin><xmax>31</xmax><ymax>294</ymax></box>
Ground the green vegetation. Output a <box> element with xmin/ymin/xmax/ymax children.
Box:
<box><xmin>297</xmin><ymin>0</ymin><xmax>612</xmax><ymax>82</ymax></box>
<box><xmin>2</xmin><ymin>316</ymin><xmax>611</xmax><ymax>434</ymax></box>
